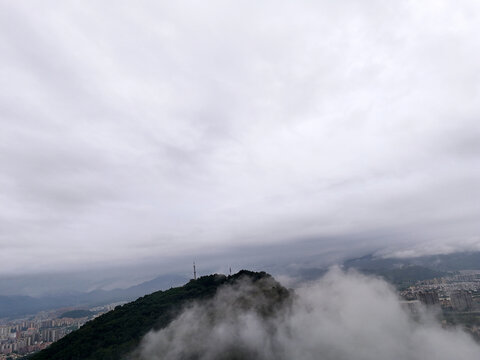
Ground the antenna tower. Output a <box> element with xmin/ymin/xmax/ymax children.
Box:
<box><xmin>193</xmin><ymin>262</ymin><xmax>197</xmax><ymax>280</ymax></box>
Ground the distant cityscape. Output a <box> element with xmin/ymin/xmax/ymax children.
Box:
<box><xmin>0</xmin><ymin>302</ymin><xmax>126</xmax><ymax>359</ymax></box>
<box><xmin>400</xmin><ymin>271</ymin><xmax>480</xmax><ymax>306</ymax></box>
<box><xmin>400</xmin><ymin>270</ymin><xmax>480</xmax><ymax>339</ymax></box>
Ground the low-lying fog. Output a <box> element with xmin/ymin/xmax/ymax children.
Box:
<box><xmin>134</xmin><ymin>269</ymin><xmax>480</xmax><ymax>360</ymax></box>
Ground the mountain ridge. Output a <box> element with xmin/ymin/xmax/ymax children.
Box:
<box><xmin>29</xmin><ymin>270</ymin><xmax>290</xmax><ymax>360</ymax></box>
<box><xmin>0</xmin><ymin>273</ymin><xmax>188</xmax><ymax>319</ymax></box>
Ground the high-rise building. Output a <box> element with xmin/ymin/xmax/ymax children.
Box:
<box><xmin>450</xmin><ymin>290</ymin><xmax>473</xmax><ymax>311</ymax></box>
<box><xmin>417</xmin><ymin>290</ymin><xmax>440</xmax><ymax>305</ymax></box>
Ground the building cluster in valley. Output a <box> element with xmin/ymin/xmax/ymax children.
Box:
<box><xmin>0</xmin><ymin>318</ymin><xmax>80</xmax><ymax>359</ymax></box>
<box><xmin>399</xmin><ymin>271</ymin><xmax>480</xmax><ymax>309</ymax></box>
<box><xmin>0</xmin><ymin>302</ymin><xmax>124</xmax><ymax>359</ymax></box>
<box><xmin>399</xmin><ymin>270</ymin><xmax>480</xmax><ymax>340</ymax></box>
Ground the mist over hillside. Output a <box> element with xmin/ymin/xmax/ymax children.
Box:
<box><xmin>28</xmin><ymin>271</ymin><xmax>288</xmax><ymax>360</ymax></box>
<box><xmin>133</xmin><ymin>269</ymin><xmax>480</xmax><ymax>360</ymax></box>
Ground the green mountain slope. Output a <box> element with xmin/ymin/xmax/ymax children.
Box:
<box><xmin>343</xmin><ymin>254</ymin><xmax>450</xmax><ymax>288</ymax></box>
<box><xmin>29</xmin><ymin>270</ymin><xmax>289</xmax><ymax>360</ymax></box>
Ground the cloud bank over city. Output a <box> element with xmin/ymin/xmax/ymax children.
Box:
<box><xmin>1</xmin><ymin>1</ymin><xmax>480</xmax><ymax>275</ymax></box>
<box><xmin>135</xmin><ymin>270</ymin><xmax>480</xmax><ymax>360</ymax></box>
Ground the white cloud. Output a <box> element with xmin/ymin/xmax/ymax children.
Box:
<box><xmin>1</xmin><ymin>1</ymin><xmax>480</xmax><ymax>273</ymax></box>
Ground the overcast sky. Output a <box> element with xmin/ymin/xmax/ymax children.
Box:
<box><xmin>1</xmin><ymin>1</ymin><xmax>480</xmax><ymax>277</ymax></box>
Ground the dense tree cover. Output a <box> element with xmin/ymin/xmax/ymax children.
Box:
<box><xmin>342</xmin><ymin>254</ymin><xmax>450</xmax><ymax>289</ymax></box>
<box><xmin>59</xmin><ymin>310</ymin><xmax>94</xmax><ymax>319</ymax></box>
<box><xmin>361</xmin><ymin>266</ymin><xmax>448</xmax><ymax>288</ymax></box>
<box><xmin>343</xmin><ymin>252</ymin><xmax>480</xmax><ymax>274</ymax></box>
<box><xmin>29</xmin><ymin>270</ymin><xmax>288</xmax><ymax>360</ymax></box>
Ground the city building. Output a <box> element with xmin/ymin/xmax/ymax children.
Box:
<box><xmin>450</xmin><ymin>290</ymin><xmax>473</xmax><ymax>311</ymax></box>
<box><xmin>416</xmin><ymin>290</ymin><xmax>440</xmax><ymax>305</ymax></box>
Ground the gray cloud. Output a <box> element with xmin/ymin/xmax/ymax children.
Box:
<box><xmin>1</xmin><ymin>1</ymin><xmax>480</xmax><ymax>275</ymax></box>
<box><xmin>134</xmin><ymin>270</ymin><xmax>480</xmax><ymax>360</ymax></box>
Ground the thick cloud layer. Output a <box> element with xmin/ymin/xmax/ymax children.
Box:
<box><xmin>1</xmin><ymin>1</ymin><xmax>480</xmax><ymax>274</ymax></box>
<box><xmin>135</xmin><ymin>270</ymin><xmax>480</xmax><ymax>360</ymax></box>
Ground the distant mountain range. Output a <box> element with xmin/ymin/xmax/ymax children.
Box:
<box><xmin>0</xmin><ymin>273</ymin><xmax>188</xmax><ymax>319</ymax></box>
<box><xmin>298</xmin><ymin>251</ymin><xmax>480</xmax><ymax>288</ymax></box>
<box><xmin>4</xmin><ymin>251</ymin><xmax>480</xmax><ymax>319</ymax></box>
<box><xmin>344</xmin><ymin>251</ymin><xmax>480</xmax><ymax>271</ymax></box>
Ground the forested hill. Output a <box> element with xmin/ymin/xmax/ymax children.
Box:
<box><xmin>29</xmin><ymin>270</ymin><xmax>289</xmax><ymax>360</ymax></box>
